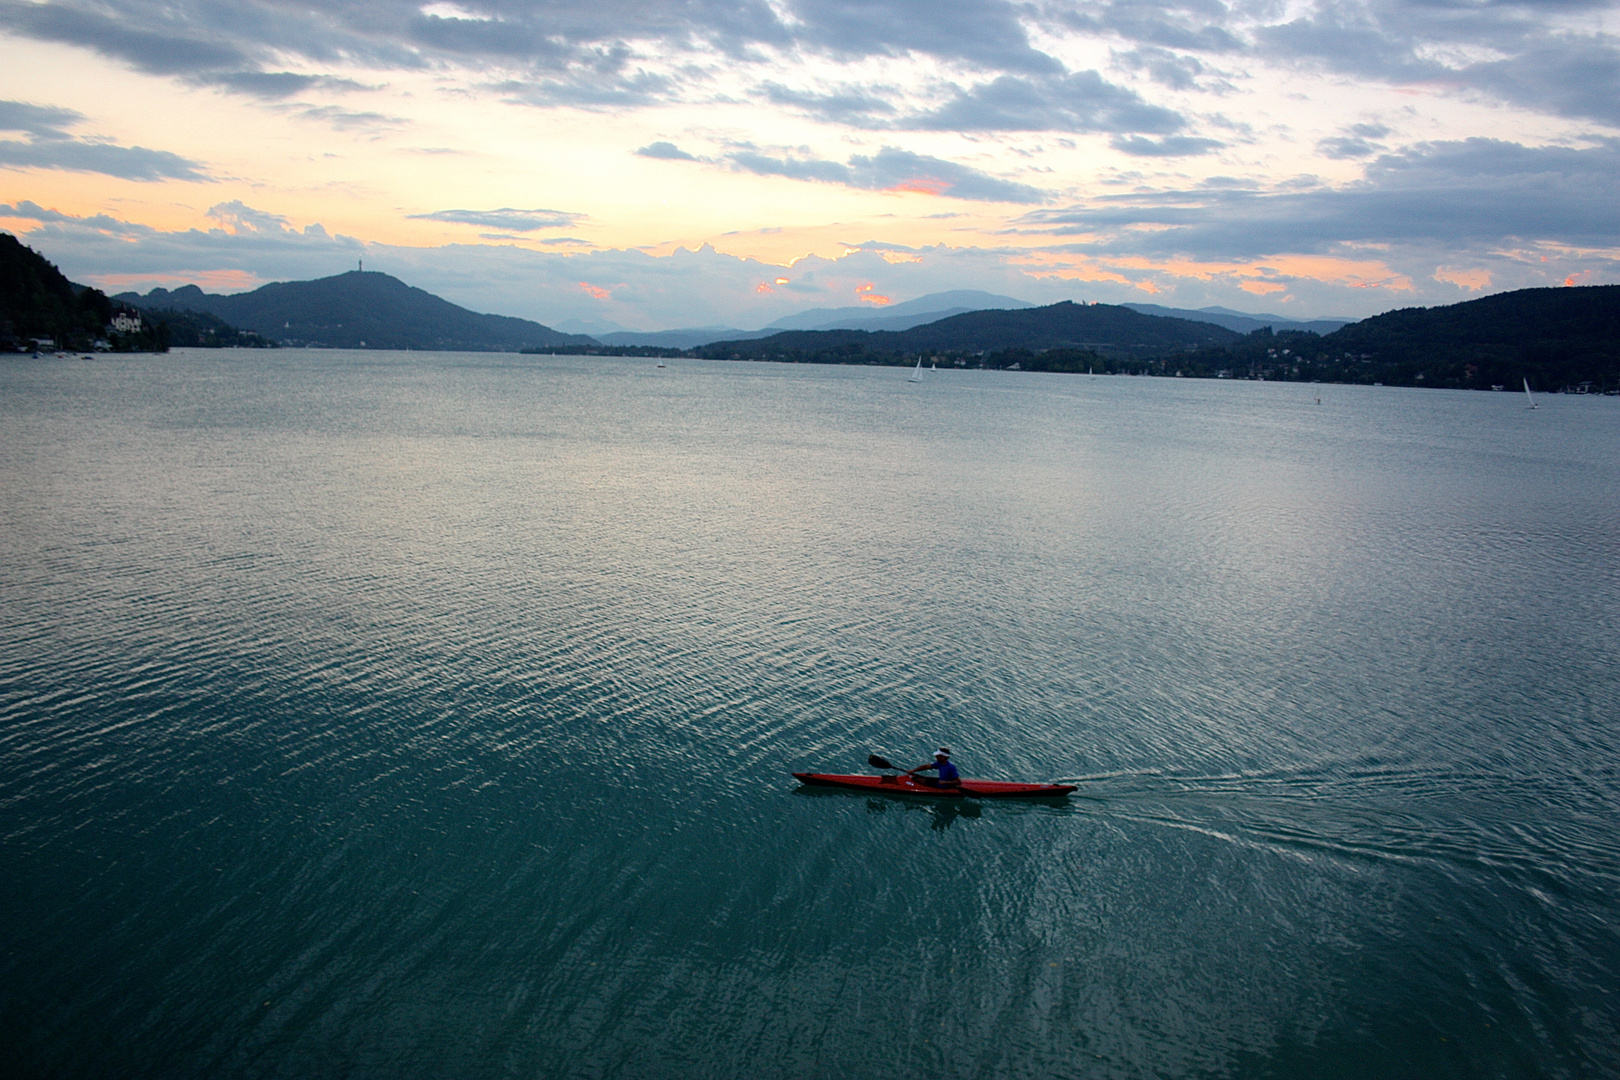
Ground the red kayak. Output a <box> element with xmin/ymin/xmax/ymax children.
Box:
<box><xmin>793</xmin><ymin>772</ymin><xmax>1076</xmax><ymax>799</ymax></box>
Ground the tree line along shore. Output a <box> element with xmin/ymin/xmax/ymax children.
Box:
<box><xmin>1</xmin><ymin>234</ymin><xmax>276</xmax><ymax>353</ymax></box>
<box><xmin>536</xmin><ymin>287</ymin><xmax>1620</xmax><ymax>395</ymax></box>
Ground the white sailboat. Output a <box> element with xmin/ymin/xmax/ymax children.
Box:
<box><xmin>1523</xmin><ymin>377</ymin><xmax>1537</xmax><ymax>409</ymax></box>
<box><xmin>908</xmin><ymin>357</ymin><xmax>924</xmax><ymax>382</ymax></box>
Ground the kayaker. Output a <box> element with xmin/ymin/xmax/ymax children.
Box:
<box><xmin>907</xmin><ymin>747</ymin><xmax>961</xmax><ymax>789</ymax></box>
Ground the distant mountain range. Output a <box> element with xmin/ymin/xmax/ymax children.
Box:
<box><xmin>682</xmin><ymin>287</ymin><xmax>1618</xmax><ymax>391</ymax></box>
<box><xmin>593</xmin><ymin>325</ymin><xmax>767</xmax><ymax>349</ymax></box>
<box><xmin>105</xmin><ymin>262</ymin><xmax>1346</xmax><ymax>356</ymax></box>
<box><xmin>693</xmin><ymin>300</ymin><xmax>1242</xmax><ymax>362</ymax></box>
<box><xmin>16</xmin><ymin>230</ymin><xmax>1609</xmax><ymax>391</ymax></box>
<box><xmin>1120</xmin><ymin>303</ymin><xmax>1351</xmax><ymax>335</ymax></box>
<box><xmin>590</xmin><ymin>295</ymin><xmax>1344</xmax><ymax>349</ymax></box>
<box><xmin>116</xmin><ymin>271</ymin><xmax>590</xmax><ymax>351</ymax></box>
<box><xmin>764</xmin><ymin>290</ymin><xmax>1033</xmax><ymax>332</ymax></box>
<box><xmin>593</xmin><ymin>290</ymin><xmax>1037</xmax><ymax>349</ymax></box>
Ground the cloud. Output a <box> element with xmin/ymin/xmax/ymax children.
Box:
<box><xmin>1</xmin><ymin>98</ymin><xmax>210</xmax><ymax>182</ymax></box>
<box><xmin>408</xmin><ymin>10</ymin><xmax>573</xmax><ymax>62</ymax></box>
<box><xmin>1317</xmin><ymin>123</ymin><xmax>1392</xmax><ymax>159</ymax></box>
<box><xmin>1252</xmin><ymin>0</ymin><xmax>1620</xmax><ymax>127</ymax></box>
<box><xmin>1113</xmin><ymin>46</ymin><xmax>1225</xmax><ymax>92</ymax></box>
<box><xmin>1053</xmin><ymin>0</ymin><xmax>1244</xmax><ymax>55</ymax></box>
<box><xmin>207</xmin><ymin>201</ymin><xmax>292</xmax><ymax>233</ymax></box>
<box><xmin>0</xmin><ymin>98</ymin><xmax>208</xmax><ymax>181</ymax></box>
<box><xmin>193</xmin><ymin>71</ymin><xmax>367</xmax><ymax>100</ymax></box>
<box><xmin>902</xmin><ymin>72</ymin><xmax>1187</xmax><ymax>134</ymax></box>
<box><xmin>11</xmin><ymin>200</ymin><xmax>1615</xmax><ymax>331</ymax></box>
<box><xmin>1464</xmin><ymin>39</ymin><xmax>1620</xmax><ymax>128</ymax></box>
<box><xmin>1317</xmin><ymin>137</ymin><xmax>1378</xmax><ymax>160</ymax></box>
<box><xmin>0</xmin><ymin>0</ymin><xmax>420</xmax><ymax>108</ymax></box>
<box><xmin>791</xmin><ymin>0</ymin><xmax>1062</xmax><ymax>73</ymax></box>
<box><xmin>726</xmin><ymin>145</ymin><xmax>1047</xmax><ymax>203</ymax></box>
<box><xmin>1018</xmin><ymin>139</ymin><xmax>1620</xmax><ymax>259</ymax></box>
<box><xmin>0</xmin><ymin>99</ymin><xmax>82</xmax><ymax>136</ymax></box>
<box><xmin>1</xmin><ymin>198</ymin><xmax>146</xmax><ymax>233</ymax></box>
<box><xmin>7</xmin><ymin>202</ymin><xmax>1032</xmax><ymax>326</ymax></box>
<box><xmin>0</xmin><ymin>0</ymin><xmax>1168</xmax><ymax>134</ymax></box>
<box><xmin>0</xmin><ymin>0</ymin><xmax>1066</xmax><ymax>90</ymax></box>
<box><xmin>490</xmin><ymin>69</ymin><xmax>679</xmax><ymax>110</ymax></box>
<box><xmin>1110</xmin><ymin>135</ymin><xmax>1224</xmax><ymax>157</ymax></box>
<box><xmin>7</xmin><ymin>201</ymin><xmax>364</xmax><ymax>291</ymax></box>
<box><xmin>0</xmin><ymin>0</ymin><xmax>247</xmax><ymax>75</ymax></box>
<box><xmin>409</xmin><ymin>207</ymin><xmax>585</xmax><ymax>231</ymax></box>
<box><xmin>761</xmin><ymin>82</ymin><xmax>899</xmax><ymax>123</ymax></box>
<box><xmin>635</xmin><ymin>141</ymin><xmax>697</xmax><ymax>161</ymax></box>
<box><xmin>289</xmin><ymin>105</ymin><xmax>405</xmax><ymax>132</ymax></box>
<box><xmin>4</xmin><ymin>0</ymin><xmax>1617</xmax><ymax>140</ymax></box>
<box><xmin>728</xmin><ymin>150</ymin><xmax>856</xmax><ymax>186</ymax></box>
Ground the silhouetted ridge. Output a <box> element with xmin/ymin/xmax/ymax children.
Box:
<box><xmin>1</xmin><ymin>232</ymin><xmax>167</xmax><ymax>351</ymax></box>
<box><xmin>117</xmin><ymin>270</ymin><xmax>593</xmax><ymax>351</ymax></box>
<box><xmin>694</xmin><ymin>300</ymin><xmax>1240</xmax><ymax>362</ymax></box>
<box><xmin>1323</xmin><ymin>286</ymin><xmax>1620</xmax><ymax>354</ymax></box>
<box><xmin>1165</xmin><ymin>285</ymin><xmax>1620</xmax><ymax>390</ymax></box>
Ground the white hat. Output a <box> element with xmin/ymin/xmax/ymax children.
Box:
<box><xmin>935</xmin><ymin>747</ymin><xmax>951</xmax><ymax>758</ymax></box>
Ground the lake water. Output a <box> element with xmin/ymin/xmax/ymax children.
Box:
<box><xmin>2</xmin><ymin>350</ymin><xmax>1617</xmax><ymax>1079</ymax></box>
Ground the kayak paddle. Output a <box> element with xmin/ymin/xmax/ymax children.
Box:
<box><xmin>868</xmin><ymin>753</ymin><xmax>899</xmax><ymax>771</ymax></box>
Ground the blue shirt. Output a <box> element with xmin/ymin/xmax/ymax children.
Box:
<box><xmin>923</xmin><ymin>759</ymin><xmax>960</xmax><ymax>783</ymax></box>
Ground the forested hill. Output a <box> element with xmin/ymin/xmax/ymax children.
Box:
<box><xmin>117</xmin><ymin>271</ymin><xmax>593</xmax><ymax>351</ymax></box>
<box><xmin>1</xmin><ymin>232</ymin><xmax>168</xmax><ymax>351</ymax></box>
<box><xmin>1183</xmin><ymin>285</ymin><xmax>1620</xmax><ymax>390</ymax></box>
<box><xmin>692</xmin><ymin>300</ymin><xmax>1242</xmax><ymax>362</ymax></box>
<box><xmin>1322</xmin><ymin>286</ymin><xmax>1620</xmax><ymax>370</ymax></box>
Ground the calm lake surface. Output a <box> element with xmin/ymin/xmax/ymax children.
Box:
<box><xmin>3</xmin><ymin>350</ymin><xmax>1617</xmax><ymax>1079</ymax></box>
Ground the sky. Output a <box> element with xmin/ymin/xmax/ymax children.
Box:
<box><xmin>2</xmin><ymin>0</ymin><xmax>1618</xmax><ymax>332</ymax></box>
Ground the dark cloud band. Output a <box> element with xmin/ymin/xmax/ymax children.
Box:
<box><xmin>0</xmin><ymin>99</ymin><xmax>84</xmax><ymax>136</ymax></box>
<box><xmin>0</xmin><ymin>96</ymin><xmax>208</xmax><ymax>180</ymax></box>
<box><xmin>0</xmin><ymin>0</ymin><xmax>246</xmax><ymax>74</ymax></box>
<box><xmin>903</xmin><ymin>73</ymin><xmax>1186</xmax><ymax>135</ymax></box>
<box><xmin>1020</xmin><ymin>139</ymin><xmax>1620</xmax><ymax>259</ymax></box>
<box><xmin>0</xmin><ymin>138</ymin><xmax>208</xmax><ymax>180</ymax></box>
<box><xmin>1</xmin><ymin>0</ymin><xmax>1614</xmax><ymax>134</ymax></box>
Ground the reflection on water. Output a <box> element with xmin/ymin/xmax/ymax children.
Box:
<box><xmin>1</xmin><ymin>350</ymin><xmax>1617</xmax><ymax>1079</ymax></box>
<box><xmin>800</xmin><ymin>785</ymin><xmax>986</xmax><ymax>829</ymax></box>
<box><xmin>852</xmin><ymin>794</ymin><xmax>984</xmax><ymax>830</ymax></box>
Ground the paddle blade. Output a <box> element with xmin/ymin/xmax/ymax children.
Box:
<box><xmin>868</xmin><ymin>754</ymin><xmax>896</xmax><ymax>771</ymax></box>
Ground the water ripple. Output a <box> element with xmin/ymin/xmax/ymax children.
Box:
<box><xmin>2</xmin><ymin>354</ymin><xmax>1616</xmax><ymax>1079</ymax></box>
